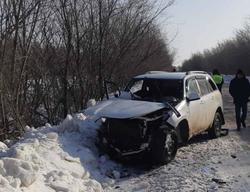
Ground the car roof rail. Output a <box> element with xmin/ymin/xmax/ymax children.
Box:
<box><xmin>145</xmin><ymin>71</ymin><xmax>167</xmax><ymax>74</ymax></box>
<box><xmin>186</xmin><ymin>71</ymin><xmax>208</xmax><ymax>75</ymax></box>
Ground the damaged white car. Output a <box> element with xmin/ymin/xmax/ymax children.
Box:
<box><xmin>86</xmin><ymin>71</ymin><xmax>225</xmax><ymax>165</ymax></box>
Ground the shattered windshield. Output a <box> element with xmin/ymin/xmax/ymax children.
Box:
<box><xmin>125</xmin><ymin>78</ymin><xmax>183</xmax><ymax>102</ymax></box>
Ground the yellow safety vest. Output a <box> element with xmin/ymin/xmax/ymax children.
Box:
<box><xmin>212</xmin><ymin>74</ymin><xmax>223</xmax><ymax>84</ymax></box>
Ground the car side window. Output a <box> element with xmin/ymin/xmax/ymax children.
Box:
<box><xmin>197</xmin><ymin>78</ymin><xmax>210</xmax><ymax>96</ymax></box>
<box><xmin>208</xmin><ymin>79</ymin><xmax>217</xmax><ymax>91</ymax></box>
<box><xmin>186</xmin><ymin>79</ymin><xmax>200</xmax><ymax>95</ymax></box>
<box><xmin>130</xmin><ymin>80</ymin><xmax>143</xmax><ymax>94</ymax></box>
<box><xmin>206</xmin><ymin>79</ymin><xmax>214</xmax><ymax>92</ymax></box>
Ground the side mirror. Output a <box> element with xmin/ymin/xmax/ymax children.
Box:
<box><xmin>186</xmin><ymin>91</ymin><xmax>200</xmax><ymax>101</ymax></box>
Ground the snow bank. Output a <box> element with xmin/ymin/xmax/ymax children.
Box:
<box><xmin>0</xmin><ymin>113</ymin><xmax>120</xmax><ymax>192</ymax></box>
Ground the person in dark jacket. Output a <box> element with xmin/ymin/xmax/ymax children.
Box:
<box><xmin>212</xmin><ymin>69</ymin><xmax>224</xmax><ymax>92</ymax></box>
<box><xmin>229</xmin><ymin>69</ymin><xmax>250</xmax><ymax>131</ymax></box>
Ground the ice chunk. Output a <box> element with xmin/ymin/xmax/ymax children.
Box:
<box><xmin>63</xmin><ymin>155</ymin><xmax>80</xmax><ymax>163</ymax></box>
<box><xmin>112</xmin><ymin>170</ymin><xmax>121</xmax><ymax>179</ymax></box>
<box><xmin>87</xmin><ymin>99</ymin><xmax>96</xmax><ymax>108</ymax></box>
<box><xmin>45</xmin><ymin>123</ymin><xmax>52</xmax><ymax>128</ymax></box>
<box><xmin>0</xmin><ymin>175</ymin><xmax>19</xmax><ymax>192</ymax></box>
<box><xmin>59</xmin><ymin>114</ymin><xmax>79</xmax><ymax>132</ymax></box>
<box><xmin>75</xmin><ymin>113</ymin><xmax>87</xmax><ymax>121</ymax></box>
<box><xmin>0</xmin><ymin>142</ymin><xmax>8</xmax><ymax>151</ymax></box>
<box><xmin>46</xmin><ymin>132</ymin><xmax>58</xmax><ymax>141</ymax></box>
<box><xmin>2</xmin><ymin>158</ymin><xmax>37</xmax><ymax>187</ymax></box>
<box><xmin>24</xmin><ymin>126</ymin><xmax>31</xmax><ymax>132</ymax></box>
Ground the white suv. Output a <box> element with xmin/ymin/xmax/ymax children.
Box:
<box><xmin>86</xmin><ymin>71</ymin><xmax>225</xmax><ymax>164</ymax></box>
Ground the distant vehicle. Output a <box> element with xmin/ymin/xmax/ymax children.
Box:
<box><xmin>86</xmin><ymin>71</ymin><xmax>225</xmax><ymax>165</ymax></box>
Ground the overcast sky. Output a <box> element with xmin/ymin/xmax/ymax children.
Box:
<box><xmin>161</xmin><ymin>0</ymin><xmax>250</xmax><ymax>66</ymax></box>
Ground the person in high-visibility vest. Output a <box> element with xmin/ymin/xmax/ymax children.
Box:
<box><xmin>212</xmin><ymin>69</ymin><xmax>224</xmax><ymax>92</ymax></box>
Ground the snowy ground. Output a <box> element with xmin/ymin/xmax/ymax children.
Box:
<box><xmin>1</xmin><ymin>85</ymin><xmax>250</xmax><ymax>192</ymax></box>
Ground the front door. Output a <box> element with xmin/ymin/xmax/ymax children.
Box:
<box><xmin>186</xmin><ymin>78</ymin><xmax>204</xmax><ymax>135</ymax></box>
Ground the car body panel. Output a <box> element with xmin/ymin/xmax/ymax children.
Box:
<box><xmin>186</xmin><ymin>98</ymin><xmax>204</xmax><ymax>135</ymax></box>
<box><xmin>85</xmin><ymin>99</ymin><xmax>166</xmax><ymax>119</ymax></box>
<box><xmin>199</xmin><ymin>90</ymin><xmax>223</xmax><ymax>133</ymax></box>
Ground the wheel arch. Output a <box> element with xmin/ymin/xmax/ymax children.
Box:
<box><xmin>216</xmin><ymin>107</ymin><xmax>225</xmax><ymax>125</ymax></box>
<box><xmin>176</xmin><ymin>119</ymin><xmax>190</xmax><ymax>143</ymax></box>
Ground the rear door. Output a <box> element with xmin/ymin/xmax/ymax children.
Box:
<box><xmin>205</xmin><ymin>77</ymin><xmax>221</xmax><ymax>126</ymax></box>
<box><xmin>196</xmin><ymin>77</ymin><xmax>215</xmax><ymax>131</ymax></box>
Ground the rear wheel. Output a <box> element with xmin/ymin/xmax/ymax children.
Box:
<box><xmin>208</xmin><ymin>112</ymin><xmax>222</xmax><ymax>138</ymax></box>
<box><xmin>150</xmin><ymin>128</ymin><xmax>178</xmax><ymax>165</ymax></box>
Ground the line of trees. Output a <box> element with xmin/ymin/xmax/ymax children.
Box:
<box><xmin>181</xmin><ymin>20</ymin><xmax>250</xmax><ymax>75</ymax></box>
<box><xmin>0</xmin><ymin>0</ymin><xmax>174</xmax><ymax>140</ymax></box>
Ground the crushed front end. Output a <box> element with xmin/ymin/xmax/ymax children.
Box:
<box><xmin>97</xmin><ymin>109</ymin><xmax>168</xmax><ymax>158</ymax></box>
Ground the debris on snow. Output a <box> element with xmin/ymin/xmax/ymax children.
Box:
<box><xmin>212</xmin><ymin>178</ymin><xmax>227</xmax><ymax>185</ymax></box>
<box><xmin>231</xmin><ymin>154</ymin><xmax>237</xmax><ymax>159</ymax></box>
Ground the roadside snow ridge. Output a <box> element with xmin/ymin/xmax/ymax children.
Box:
<box><xmin>0</xmin><ymin>113</ymin><xmax>118</xmax><ymax>192</ymax></box>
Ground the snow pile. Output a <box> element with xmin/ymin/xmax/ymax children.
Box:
<box><xmin>0</xmin><ymin>113</ymin><xmax>120</xmax><ymax>192</ymax></box>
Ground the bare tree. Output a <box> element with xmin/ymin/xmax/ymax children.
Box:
<box><xmin>0</xmin><ymin>0</ymin><xmax>174</xmax><ymax>140</ymax></box>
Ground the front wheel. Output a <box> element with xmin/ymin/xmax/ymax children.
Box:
<box><xmin>208</xmin><ymin>112</ymin><xmax>222</xmax><ymax>138</ymax></box>
<box><xmin>149</xmin><ymin>128</ymin><xmax>178</xmax><ymax>165</ymax></box>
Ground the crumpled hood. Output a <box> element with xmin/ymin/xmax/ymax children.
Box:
<box><xmin>85</xmin><ymin>99</ymin><xmax>166</xmax><ymax>119</ymax></box>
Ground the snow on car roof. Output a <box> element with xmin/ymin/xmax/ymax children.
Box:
<box><xmin>134</xmin><ymin>72</ymin><xmax>186</xmax><ymax>80</ymax></box>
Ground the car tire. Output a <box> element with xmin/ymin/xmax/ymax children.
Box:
<box><xmin>149</xmin><ymin>128</ymin><xmax>178</xmax><ymax>165</ymax></box>
<box><xmin>208</xmin><ymin>112</ymin><xmax>222</xmax><ymax>138</ymax></box>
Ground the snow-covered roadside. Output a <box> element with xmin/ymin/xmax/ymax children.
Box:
<box><xmin>0</xmin><ymin>113</ymin><xmax>120</xmax><ymax>192</ymax></box>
